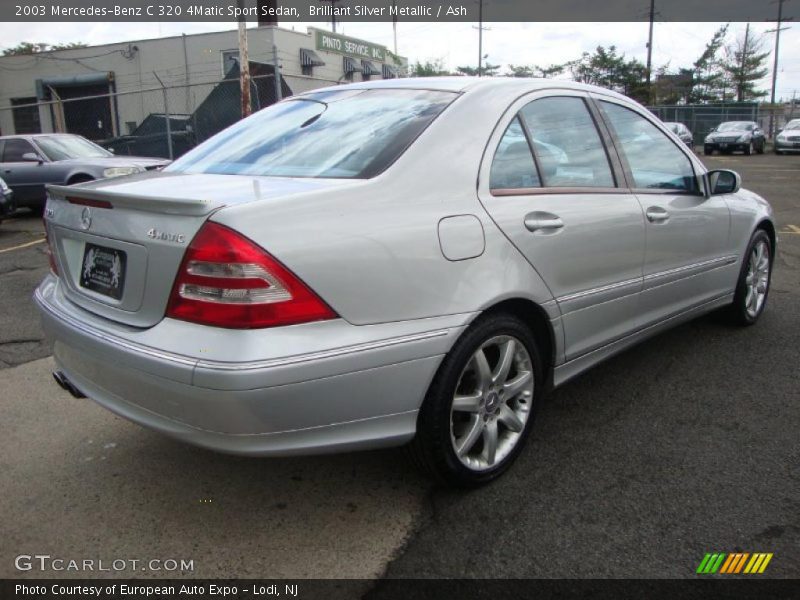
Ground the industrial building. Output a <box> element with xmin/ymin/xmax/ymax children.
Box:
<box><xmin>0</xmin><ymin>24</ymin><xmax>407</xmax><ymax>153</ymax></box>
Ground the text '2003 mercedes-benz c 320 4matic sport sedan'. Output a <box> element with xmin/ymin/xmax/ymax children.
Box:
<box><xmin>35</xmin><ymin>78</ymin><xmax>775</xmax><ymax>486</ymax></box>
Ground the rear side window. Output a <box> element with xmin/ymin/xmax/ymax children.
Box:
<box><xmin>519</xmin><ymin>97</ymin><xmax>615</xmax><ymax>188</ymax></box>
<box><xmin>490</xmin><ymin>117</ymin><xmax>540</xmax><ymax>190</ymax></box>
<box><xmin>601</xmin><ymin>101</ymin><xmax>698</xmax><ymax>193</ymax></box>
<box><xmin>3</xmin><ymin>138</ymin><xmax>36</xmax><ymax>162</ymax></box>
<box><xmin>167</xmin><ymin>89</ymin><xmax>456</xmax><ymax>179</ymax></box>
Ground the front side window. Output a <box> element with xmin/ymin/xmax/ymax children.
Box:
<box><xmin>2</xmin><ymin>138</ymin><xmax>36</xmax><ymax>162</ymax></box>
<box><xmin>35</xmin><ymin>135</ymin><xmax>111</xmax><ymax>161</ymax></box>
<box><xmin>489</xmin><ymin>117</ymin><xmax>540</xmax><ymax>190</ymax></box>
<box><xmin>167</xmin><ymin>89</ymin><xmax>456</xmax><ymax>179</ymax></box>
<box><xmin>519</xmin><ymin>96</ymin><xmax>615</xmax><ymax>188</ymax></box>
<box><xmin>601</xmin><ymin>102</ymin><xmax>698</xmax><ymax>193</ymax></box>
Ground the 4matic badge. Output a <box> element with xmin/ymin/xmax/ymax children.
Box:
<box><xmin>147</xmin><ymin>228</ymin><xmax>185</xmax><ymax>244</ymax></box>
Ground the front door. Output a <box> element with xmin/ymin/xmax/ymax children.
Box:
<box><xmin>0</xmin><ymin>137</ymin><xmax>48</xmax><ymax>205</ymax></box>
<box><xmin>478</xmin><ymin>93</ymin><xmax>646</xmax><ymax>361</ymax></box>
<box><xmin>596</xmin><ymin>98</ymin><xmax>733</xmax><ymax>326</ymax></box>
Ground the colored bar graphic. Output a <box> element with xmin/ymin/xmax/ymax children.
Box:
<box><xmin>697</xmin><ymin>554</ymin><xmax>713</xmax><ymax>574</ymax></box>
<box><xmin>734</xmin><ymin>553</ymin><xmax>749</xmax><ymax>573</ymax></box>
<box><xmin>699</xmin><ymin>552</ymin><xmax>774</xmax><ymax>575</ymax></box>
<box><xmin>758</xmin><ymin>553</ymin><xmax>773</xmax><ymax>573</ymax></box>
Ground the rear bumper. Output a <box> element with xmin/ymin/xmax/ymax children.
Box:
<box><xmin>35</xmin><ymin>275</ymin><xmax>467</xmax><ymax>456</ymax></box>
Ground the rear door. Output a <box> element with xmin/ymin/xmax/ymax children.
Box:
<box><xmin>595</xmin><ymin>97</ymin><xmax>732</xmax><ymax>326</ymax></box>
<box><xmin>477</xmin><ymin>91</ymin><xmax>646</xmax><ymax>361</ymax></box>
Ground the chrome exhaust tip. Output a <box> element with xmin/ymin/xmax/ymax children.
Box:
<box><xmin>52</xmin><ymin>371</ymin><xmax>68</xmax><ymax>391</ymax></box>
<box><xmin>52</xmin><ymin>371</ymin><xmax>86</xmax><ymax>399</ymax></box>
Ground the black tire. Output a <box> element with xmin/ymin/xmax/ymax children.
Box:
<box><xmin>704</xmin><ymin>147</ymin><xmax>713</xmax><ymax>156</ymax></box>
<box><xmin>725</xmin><ymin>229</ymin><xmax>773</xmax><ymax>326</ymax></box>
<box><xmin>407</xmin><ymin>313</ymin><xmax>544</xmax><ymax>487</ymax></box>
<box><xmin>756</xmin><ymin>141</ymin><xmax>765</xmax><ymax>154</ymax></box>
<box><xmin>744</xmin><ymin>142</ymin><xmax>753</xmax><ymax>155</ymax></box>
<box><xmin>775</xmin><ymin>149</ymin><xmax>783</xmax><ymax>156</ymax></box>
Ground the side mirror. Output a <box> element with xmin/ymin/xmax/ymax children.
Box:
<box><xmin>21</xmin><ymin>152</ymin><xmax>43</xmax><ymax>163</ymax></box>
<box><xmin>108</xmin><ymin>147</ymin><xmax>115</xmax><ymax>154</ymax></box>
<box><xmin>708</xmin><ymin>169</ymin><xmax>741</xmax><ymax>195</ymax></box>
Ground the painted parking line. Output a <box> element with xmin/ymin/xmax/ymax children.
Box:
<box><xmin>780</xmin><ymin>225</ymin><xmax>800</xmax><ymax>235</ymax></box>
<box><xmin>0</xmin><ymin>238</ymin><xmax>45</xmax><ymax>254</ymax></box>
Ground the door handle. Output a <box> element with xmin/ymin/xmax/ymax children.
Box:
<box><xmin>524</xmin><ymin>212</ymin><xmax>564</xmax><ymax>233</ymax></box>
<box><xmin>646</xmin><ymin>207</ymin><xmax>670</xmax><ymax>223</ymax></box>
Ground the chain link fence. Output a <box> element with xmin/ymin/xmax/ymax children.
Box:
<box><xmin>648</xmin><ymin>103</ymin><xmax>797</xmax><ymax>146</ymax></box>
<box><xmin>0</xmin><ymin>68</ymin><xmax>340</xmax><ymax>160</ymax></box>
<box><xmin>3</xmin><ymin>76</ymin><xmax>798</xmax><ymax>159</ymax></box>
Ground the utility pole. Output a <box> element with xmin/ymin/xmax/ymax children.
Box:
<box><xmin>392</xmin><ymin>0</ymin><xmax>398</xmax><ymax>55</ymax></box>
<box><xmin>323</xmin><ymin>0</ymin><xmax>345</xmax><ymax>33</ymax></box>
<box><xmin>645</xmin><ymin>0</ymin><xmax>655</xmax><ymax>103</ymax></box>
<box><xmin>472</xmin><ymin>0</ymin><xmax>490</xmax><ymax>76</ymax></box>
<box><xmin>738</xmin><ymin>23</ymin><xmax>750</xmax><ymax>103</ymax></box>
<box><xmin>767</xmin><ymin>0</ymin><xmax>792</xmax><ymax>138</ymax></box>
<box><xmin>272</xmin><ymin>43</ymin><xmax>282</xmax><ymax>103</ymax></box>
<box><xmin>237</xmin><ymin>0</ymin><xmax>251</xmax><ymax>119</ymax></box>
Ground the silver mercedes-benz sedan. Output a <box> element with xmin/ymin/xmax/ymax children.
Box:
<box><xmin>35</xmin><ymin>78</ymin><xmax>775</xmax><ymax>486</ymax></box>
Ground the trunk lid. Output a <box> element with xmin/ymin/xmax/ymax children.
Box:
<box><xmin>45</xmin><ymin>171</ymin><xmax>353</xmax><ymax>328</ymax></box>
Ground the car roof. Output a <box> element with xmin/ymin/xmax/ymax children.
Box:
<box><xmin>297</xmin><ymin>76</ymin><xmax>633</xmax><ymax>102</ymax></box>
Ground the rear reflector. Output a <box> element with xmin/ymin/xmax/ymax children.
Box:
<box><xmin>67</xmin><ymin>197</ymin><xmax>113</xmax><ymax>209</ymax></box>
<box><xmin>166</xmin><ymin>222</ymin><xmax>337</xmax><ymax>329</ymax></box>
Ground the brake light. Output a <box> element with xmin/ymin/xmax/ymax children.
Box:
<box><xmin>166</xmin><ymin>222</ymin><xmax>337</xmax><ymax>329</ymax></box>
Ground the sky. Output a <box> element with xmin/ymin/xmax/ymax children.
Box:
<box><xmin>1</xmin><ymin>20</ymin><xmax>798</xmax><ymax>101</ymax></box>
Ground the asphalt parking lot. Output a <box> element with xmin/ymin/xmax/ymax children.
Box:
<box><xmin>1</xmin><ymin>152</ymin><xmax>798</xmax><ymax>583</ymax></box>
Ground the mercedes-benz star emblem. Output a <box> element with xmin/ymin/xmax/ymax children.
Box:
<box><xmin>80</xmin><ymin>207</ymin><xmax>92</xmax><ymax>230</ymax></box>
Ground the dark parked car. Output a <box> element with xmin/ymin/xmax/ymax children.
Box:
<box><xmin>0</xmin><ymin>134</ymin><xmax>170</xmax><ymax>213</ymax></box>
<box><xmin>664</xmin><ymin>122</ymin><xmax>694</xmax><ymax>147</ymax></box>
<box><xmin>0</xmin><ymin>176</ymin><xmax>14</xmax><ymax>224</ymax></box>
<box><xmin>704</xmin><ymin>121</ymin><xmax>765</xmax><ymax>155</ymax></box>
<box><xmin>774</xmin><ymin>119</ymin><xmax>800</xmax><ymax>154</ymax></box>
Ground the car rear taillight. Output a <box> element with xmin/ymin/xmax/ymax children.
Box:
<box><xmin>166</xmin><ymin>222</ymin><xmax>337</xmax><ymax>329</ymax></box>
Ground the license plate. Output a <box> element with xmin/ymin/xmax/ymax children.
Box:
<box><xmin>79</xmin><ymin>243</ymin><xmax>127</xmax><ymax>300</ymax></box>
<box><xmin>720</xmin><ymin>143</ymin><xmax>728</xmax><ymax>148</ymax></box>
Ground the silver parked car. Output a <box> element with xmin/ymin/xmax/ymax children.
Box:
<box><xmin>774</xmin><ymin>119</ymin><xmax>800</xmax><ymax>154</ymax></box>
<box><xmin>0</xmin><ymin>134</ymin><xmax>169</xmax><ymax>212</ymax></box>
<box><xmin>664</xmin><ymin>122</ymin><xmax>693</xmax><ymax>147</ymax></box>
<box><xmin>35</xmin><ymin>78</ymin><xmax>775</xmax><ymax>486</ymax></box>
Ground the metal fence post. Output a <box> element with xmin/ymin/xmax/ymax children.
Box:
<box><xmin>153</xmin><ymin>72</ymin><xmax>174</xmax><ymax>160</ymax></box>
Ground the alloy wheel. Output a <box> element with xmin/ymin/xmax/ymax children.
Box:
<box><xmin>745</xmin><ymin>240</ymin><xmax>770</xmax><ymax>318</ymax></box>
<box><xmin>449</xmin><ymin>335</ymin><xmax>534</xmax><ymax>471</ymax></box>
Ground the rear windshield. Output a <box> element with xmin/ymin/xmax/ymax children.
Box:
<box><xmin>166</xmin><ymin>89</ymin><xmax>456</xmax><ymax>179</ymax></box>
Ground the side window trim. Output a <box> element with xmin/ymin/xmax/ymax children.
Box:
<box><xmin>490</xmin><ymin>93</ymin><xmax>622</xmax><ymax>196</ymax></box>
<box><xmin>585</xmin><ymin>97</ymin><xmax>631</xmax><ymax>189</ymax></box>
<box><xmin>594</xmin><ymin>97</ymin><xmax>705</xmax><ymax>196</ymax></box>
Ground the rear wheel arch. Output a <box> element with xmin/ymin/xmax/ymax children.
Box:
<box><xmin>757</xmin><ymin>219</ymin><xmax>776</xmax><ymax>253</ymax></box>
<box><xmin>472</xmin><ymin>298</ymin><xmax>555</xmax><ymax>384</ymax></box>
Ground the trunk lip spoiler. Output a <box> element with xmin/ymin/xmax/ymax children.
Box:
<box><xmin>46</xmin><ymin>183</ymin><xmax>221</xmax><ymax>216</ymax></box>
